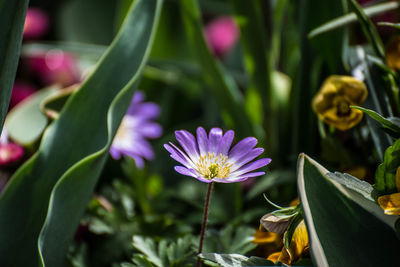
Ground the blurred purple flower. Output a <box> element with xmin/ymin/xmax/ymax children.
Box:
<box><xmin>164</xmin><ymin>127</ymin><xmax>271</xmax><ymax>183</ymax></box>
<box><xmin>110</xmin><ymin>91</ymin><xmax>162</xmax><ymax>168</ymax></box>
<box><xmin>0</xmin><ymin>128</ymin><xmax>24</xmax><ymax>167</ymax></box>
<box><xmin>28</xmin><ymin>50</ymin><xmax>80</xmax><ymax>87</ymax></box>
<box><xmin>204</xmin><ymin>16</ymin><xmax>239</xmax><ymax>58</ymax></box>
<box><xmin>23</xmin><ymin>8</ymin><xmax>49</xmax><ymax>40</ymax></box>
<box><xmin>9</xmin><ymin>81</ymin><xmax>36</xmax><ymax>109</ymax></box>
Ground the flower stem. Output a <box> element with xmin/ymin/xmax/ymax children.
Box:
<box><xmin>197</xmin><ymin>182</ymin><xmax>213</xmax><ymax>267</ymax></box>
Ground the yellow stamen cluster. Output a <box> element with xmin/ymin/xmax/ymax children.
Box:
<box><xmin>196</xmin><ymin>152</ymin><xmax>232</xmax><ymax>179</ymax></box>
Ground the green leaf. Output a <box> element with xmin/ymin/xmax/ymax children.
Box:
<box><xmin>377</xmin><ymin>22</ymin><xmax>400</xmax><ymax>29</ymax></box>
<box><xmin>5</xmin><ymin>86</ymin><xmax>59</xmax><ymax>146</ymax></box>
<box><xmin>39</xmin><ymin>85</ymin><xmax>78</xmax><ymax>120</ymax></box>
<box><xmin>219</xmin><ymin>225</ymin><xmax>257</xmax><ymax>255</ymax></box>
<box><xmin>199</xmin><ymin>253</ymin><xmax>274</xmax><ymax>267</ymax></box>
<box><xmin>352</xmin><ymin>106</ymin><xmax>400</xmax><ymax>138</ymax></box>
<box><xmin>308</xmin><ymin>1</ymin><xmax>399</xmax><ymax>38</ymax></box>
<box><xmin>0</xmin><ymin>0</ymin><xmax>29</xmax><ymax>134</ymax></box>
<box><xmin>283</xmin><ymin>211</ymin><xmax>302</xmax><ymax>249</ymax></box>
<box><xmin>297</xmin><ymin>154</ymin><xmax>400</xmax><ymax>267</ymax></box>
<box><xmin>132</xmin><ymin>236</ymin><xmax>163</xmax><ymax>267</ymax></box>
<box><xmin>180</xmin><ymin>0</ymin><xmax>253</xmax><ymax>137</ymax></box>
<box><xmin>375</xmin><ymin>138</ymin><xmax>400</xmax><ymax>194</ymax></box>
<box><xmin>325</xmin><ymin>171</ymin><xmax>374</xmax><ymax>201</ymax></box>
<box><xmin>348</xmin><ymin>0</ymin><xmax>385</xmax><ymax>60</ymax></box>
<box><xmin>0</xmin><ymin>0</ymin><xmax>163</xmax><ymax>266</ymax></box>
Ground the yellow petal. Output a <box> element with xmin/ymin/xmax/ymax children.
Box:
<box><xmin>378</xmin><ymin>193</ymin><xmax>400</xmax><ymax>215</ymax></box>
<box><xmin>386</xmin><ymin>36</ymin><xmax>400</xmax><ymax>71</ymax></box>
<box><xmin>267</xmin><ymin>251</ymin><xmax>281</xmax><ymax>263</ymax></box>
<box><xmin>253</xmin><ymin>228</ymin><xmax>281</xmax><ymax>244</ymax></box>
<box><xmin>279</xmin><ymin>220</ymin><xmax>310</xmax><ymax>265</ymax></box>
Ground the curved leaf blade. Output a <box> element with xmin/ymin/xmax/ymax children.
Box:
<box><xmin>298</xmin><ymin>154</ymin><xmax>400</xmax><ymax>267</ymax></box>
<box><xmin>0</xmin><ymin>0</ymin><xmax>163</xmax><ymax>266</ymax></box>
<box><xmin>0</xmin><ymin>0</ymin><xmax>29</xmax><ymax>134</ymax></box>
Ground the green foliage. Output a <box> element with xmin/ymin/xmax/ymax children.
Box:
<box><xmin>298</xmin><ymin>154</ymin><xmax>400</xmax><ymax>267</ymax></box>
<box><xmin>0</xmin><ymin>0</ymin><xmax>29</xmax><ymax>134</ymax></box>
<box><xmin>128</xmin><ymin>235</ymin><xmax>196</xmax><ymax>267</ymax></box>
<box><xmin>199</xmin><ymin>253</ymin><xmax>274</xmax><ymax>267</ymax></box>
<box><xmin>0</xmin><ymin>0</ymin><xmax>163</xmax><ymax>266</ymax></box>
<box><xmin>375</xmin><ymin>138</ymin><xmax>400</xmax><ymax>194</ymax></box>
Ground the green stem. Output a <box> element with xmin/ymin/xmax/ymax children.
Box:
<box><xmin>197</xmin><ymin>182</ymin><xmax>214</xmax><ymax>267</ymax></box>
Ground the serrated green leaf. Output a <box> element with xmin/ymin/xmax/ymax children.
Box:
<box><xmin>297</xmin><ymin>154</ymin><xmax>400</xmax><ymax>267</ymax></box>
<box><xmin>308</xmin><ymin>1</ymin><xmax>399</xmax><ymax>38</ymax></box>
<box><xmin>131</xmin><ymin>254</ymin><xmax>155</xmax><ymax>267</ymax></box>
<box><xmin>0</xmin><ymin>0</ymin><xmax>163</xmax><ymax>266</ymax></box>
<box><xmin>132</xmin><ymin>236</ymin><xmax>162</xmax><ymax>267</ymax></box>
<box><xmin>0</xmin><ymin>0</ymin><xmax>29</xmax><ymax>134</ymax></box>
<box><xmin>199</xmin><ymin>253</ymin><xmax>274</xmax><ymax>267</ymax></box>
<box><xmin>375</xmin><ymin>138</ymin><xmax>400</xmax><ymax>194</ymax></box>
<box><xmin>5</xmin><ymin>86</ymin><xmax>59</xmax><ymax>146</ymax></box>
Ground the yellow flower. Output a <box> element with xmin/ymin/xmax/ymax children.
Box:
<box><xmin>386</xmin><ymin>36</ymin><xmax>400</xmax><ymax>71</ymax></box>
<box><xmin>312</xmin><ymin>75</ymin><xmax>368</xmax><ymax>131</ymax></box>
<box><xmin>378</xmin><ymin>192</ymin><xmax>400</xmax><ymax>215</ymax></box>
<box><xmin>277</xmin><ymin>220</ymin><xmax>310</xmax><ymax>265</ymax></box>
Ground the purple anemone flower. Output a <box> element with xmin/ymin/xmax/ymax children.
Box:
<box><xmin>110</xmin><ymin>91</ymin><xmax>162</xmax><ymax>168</ymax></box>
<box><xmin>164</xmin><ymin>127</ymin><xmax>271</xmax><ymax>183</ymax></box>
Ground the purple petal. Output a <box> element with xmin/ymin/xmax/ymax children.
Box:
<box><xmin>232</xmin><ymin>158</ymin><xmax>271</xmax><ymax>176</ymax></box>
<box><xmin>132</xmin><ymin>155</ymin><xmax>145</xmax><ymax>169</ymax></box>
<box><xmin>208</xmin><ymin>128</ymin><xmax>223</xmax><ymax>154</ymax></box>
<box><xmin>194</xmin><ymin>176</ymin><xmax>213</xmax><ymax>183</ymax></box>
<box><xmin>218</xmin><ymin>130</ymin><xmax>234</xmax><ymax>156</ymax></box>
<box><xmin>137</xmin><ymin>122</ymin><xmax>163</xmax><ymax>138</ymax></box>
<box><xmin>197</xmin><ymin>127</ymin><xmax>208</xmax><ymax>156</ymax></box>
<box><xmin>129</xmin><ymin>102</ymin><xmax>161</xmax><ymax>118</ymax></box>
<box><xmin>175</xmin><ymin>130</ymin><xmax>200</xmax><ymax>160</ymax></box>
<box><xmin>228</xmin><ymin>137</ymin><xmax>258</xmax><ymax>161</ymax></box>
<box><xmin>227</xmin><ymin>171</ymin><xmax>265</xmax><ymax>181</ymax></box>
<box><xmin>174</xmin><ymin>166</ymin><xmax>197</xmax><ymax>178</ymax></box>
<box><xmin>211</xmin><ymin>176</ymin><xmax>250</xmax><ymax>183</ymax></box>
<box><xmin>164</xmin><ymin>143</ymin><xmax>195</xmax><ymax>169</ymax></box>
<box><xmin>110</xmin><ymin>146</ymin><xmax>122</xmax><ymax>160</ymax></box>
<box><xmin>230</xmin><ymin>148</ymin><xmax>264</xmax><ymax>172</ymax></box>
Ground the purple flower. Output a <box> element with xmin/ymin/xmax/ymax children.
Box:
<box><xmin>110</xmin><ymin>91</ymin><xmax>162</xmax><ymax>168</ymax></box>
<box><xmin>204</xmin><ymin>16</ymin><xmax>239</xmax><ymax>58</ymax></box>
<box><xmin>164</xmin><ymin>127</ymin><xmax>271</xmax><ymax>183</ymax></box>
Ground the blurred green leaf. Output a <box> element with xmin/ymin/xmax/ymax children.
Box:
<box><xmin>0</xmin><ymin>0</ymin><xmax>163</xmax><ymax>266</ymax></box>
<box><xmin>180</xmin><ymin>0</ymin><xmax>253</xmax><ymax>137</ymax></box>
<box><xmin>6</xmin><ymin>86</ymin><xmax>59</xmax><ymax>146</ymax></box>
<box><xmin>200</xmin><ymin>253</ymin><xmax>274</xmax><ymax>266</ymax></box>
<box><xmin>229</xmin><ymin>0</ymin><xmax>272</xmax><ymax>142</ymax></box>
<box><xmin>375</xmin><ymin>138</ymin><xmax>400</xmax><ymax>194</ymax></box>
<box><xmin>308</xmin><ymin>1</ymin><xmax>399</xmax><ymax>38</ymax></box>
<box><xmin>246</xmin><ymin>171</ymin><xmax>295</xmax><ymax>201</ymax></box>
<box><xmin>298</xmin><ymin>154</ymin><xmax>400</xmax><ymax>266</ymax></box>
<box><xmin>378</xmin><ymin>22</ymin><xmax>400</xmax><ymax>29</ymax></box>
<box><xmin>348</xmin><ymin>0</ymin><xmax>385</xmax><ymax>60</ymax></box>
<box><xmin>40</xmin><ymin>85</ymin><xmax>78</xmax><ymax>120</ymax></box>
<box><xmin>0</xmin><ymin>0</ymin><xmax>29</xmax><ymax>134</ymax></box>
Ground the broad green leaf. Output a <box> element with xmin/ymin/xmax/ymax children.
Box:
<box><xmin>180</xmin><ymin>0</ymin><xmax>253</xmax><ymax>137</ymax></box>
<box><xmin>199</xmin><ymin>253</ymin><xmax>274</xmax><ymax>267</ymax></box>
<box><xmin>40</xmin><ymin>85</ymin><xmax>78</xmax><ymax>119</ymax></box>
<box><xmin>5</xmin><ymin>86</ymin><xmax>59</xmax><ymax>146</ymax></box>
<box><xmin>0</xmin><ymin>0</ymin><xmax>163</xmax><ymax>266</ymax></box>
<box><xmin>0</xmin><ymin>0</ymin><xmax>29</xmax><ymax>134</ymax></box>
<box><xmin>325</xmin><ymin>172</ymin><xmax>374</xmax><ymax>201</ymax></box>
<box><xmin>308</xmin><ymin>1</ymin><xmax>399</xmax><ymax>38</ymax></box>
<box><xmin>297</xmin><ymin>154</ymin><xmax>400</xmax><ymax>267</ymax></box>
<box><xmin>375</xmin><ymin>138</ymin><xmax>400</xmax><ymax>194</ymax></box>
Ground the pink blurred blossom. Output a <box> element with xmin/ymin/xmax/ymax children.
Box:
<box><xmin>23</xmin><ymin>8</ymin><xmax>49</xmax><ymax>40</ymax></box>
<box><xmin>0</xmin><ymin>129</ymin><xmax>24</xmax><ymax>167</ymax></box>
<box><xmin>29</xmin><ymin>50</ymin><xmax>80</xmax><ymax>87</ymax></box>
<box><xmin>9</xmin><ymin>81</ymin><xmax>36</xmax><ymax>109</ymax></box>
<box><xmin>204</xmin><ymin>16</ymin><xmax>239</xmax><ymax>58</ymax></box>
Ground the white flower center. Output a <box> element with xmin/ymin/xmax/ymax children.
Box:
<box><xmin>196</xmin><ymin>152</ymin><xmax>232</xmax><ymax>179</ymax></box>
